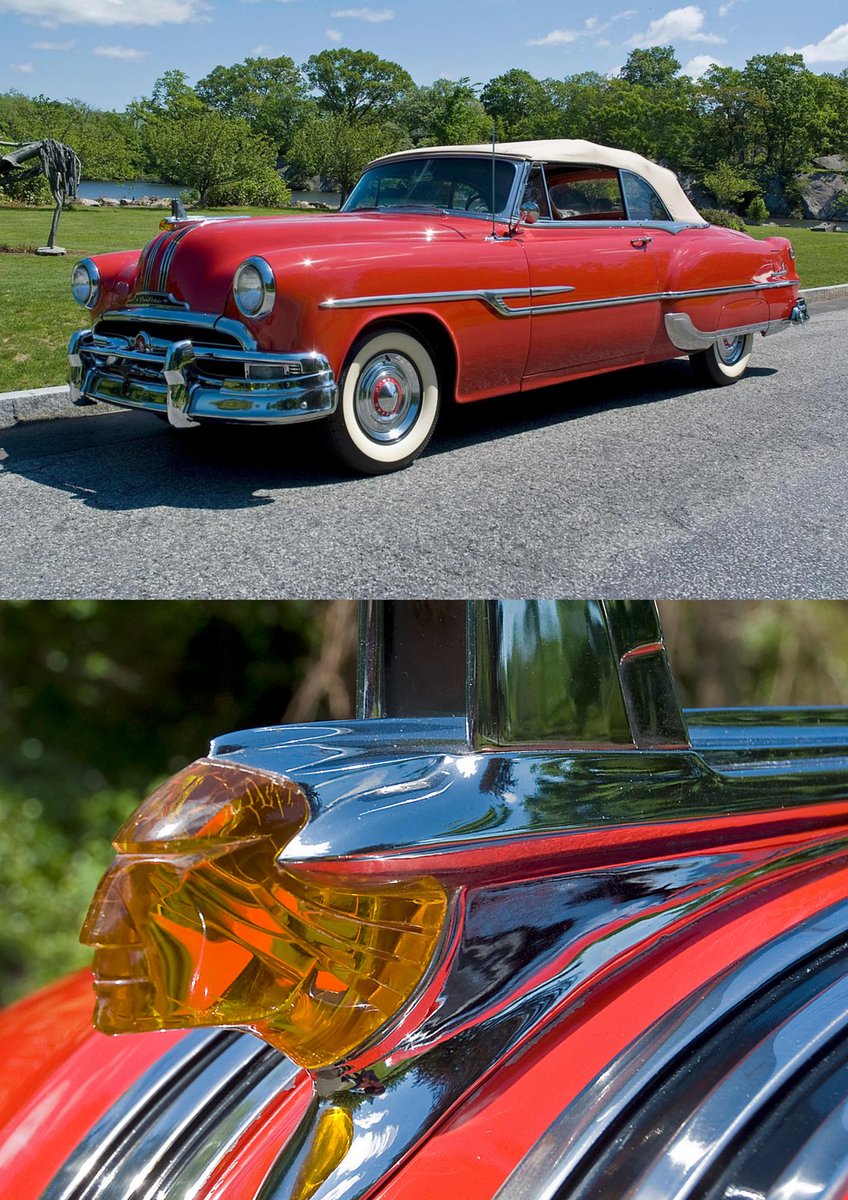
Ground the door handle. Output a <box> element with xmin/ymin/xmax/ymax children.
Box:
<box><xmin>630</xmin><ymin>236</ymin><xmax>653</xmax><ymax>249</ymax></box>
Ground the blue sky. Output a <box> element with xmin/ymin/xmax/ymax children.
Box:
<box><xmin>1</xmin><ymin>0</ymin><xmax>847</xmax><ymax>112</ymax></box>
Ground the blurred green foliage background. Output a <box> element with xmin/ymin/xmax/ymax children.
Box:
<box><xmin>1</xmin><ymin>599</ymin><xmax>847</xmax><ymax>1008</ymax></box>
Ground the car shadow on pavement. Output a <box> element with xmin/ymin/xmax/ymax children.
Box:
<box><xmin>0</xmin><ymin>358</ymin><xmax>778</xmax><ymax>511</ymax></box>
<box><xmin>0</xmin><ymin>409</ymin><xmax>348</xmax><ymax>511</ymax></box>
<box><xmin>432</xmin><ymin>358</ymin><xmax>778</xmax><ymax>457</ymax></box>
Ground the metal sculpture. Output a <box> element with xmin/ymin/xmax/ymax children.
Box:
<box><xmin>0</xmin><ymin>137</ymin><xmax>81</xmax><ymax>253</ymax></box>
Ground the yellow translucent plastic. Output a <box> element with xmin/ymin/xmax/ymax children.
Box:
<box><xmin>81</xmin><ymin>759</ymin><xmax>448</xmax><ymax>1068</ymax></box>
<box><xmin>291</xmin><ymin>1105</ymin><xmax>354</xmax><ymax>1200</ymax></box>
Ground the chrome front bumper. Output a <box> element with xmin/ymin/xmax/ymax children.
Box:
<box><xmin>68</xmin><ymin>320</ymin><xmax>336</xmax><ymax>429</ymax></box>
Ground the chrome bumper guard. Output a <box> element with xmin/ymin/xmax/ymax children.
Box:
<box><xmin>68</xmin><ymin>327</ymin><xmax>337</xmax><ymax>429</ymax></box>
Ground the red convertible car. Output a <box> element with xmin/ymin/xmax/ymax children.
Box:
<box><xmin>68</xmin><ymin>140</ymin><xmax>808</xmax><ymax>473</ymax></box>
<box><xmin>2</xmin><ymin>600</ymin><xmax>848</xmax><ymax>1200</ymax></box>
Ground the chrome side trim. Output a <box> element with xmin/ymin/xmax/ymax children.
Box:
<box><xmin>319</xmin><ymin>280</ymin><xmax>794</xmax><ymax>319</ymax></box>
<box><xmin>495</xmin><ymin>900</ymin><xmax>848</xmax><ymax>1200</ymax></box>
<box><xmin>320</xmin><ymin>284</ymin><xmax>575</xmax><ymax>317</ymax></box>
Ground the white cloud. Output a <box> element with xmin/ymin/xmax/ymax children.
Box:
<box><xmin>629</xmin><ymin>6</ymin><xmax>724</xmax><ymax>45</ymax></box>
<box><xmin>788</xmin><ymin>23</ymin><xmax>848</xmax><ymax>64</ymax></box>
<box><xmin>611</xmin><ymin>8</ymin><xmax>637</xmax><ymax>19</ymax></box>
<box><xmin>527</xmin><ymin>27</ymin><xmax>579</xmax><ymax>45</ymax></box>
<box><xmin>0</xmin><ymin>0</ymin><xmax>207</xmax><ymax>25</ymax></box>
<box><xmin>584</xmin><ymin>16</ymin><xmax>598</xmax><ymax>29</ymax></box>
<box><xmin>717</xmin><ymin>1</ymin><xmax>734</xmax><ymax>15</ymax></box>
<box><xmin>11</xmin><ymin>61</ymin><xmax>35</xmax><ymax>71</ymax></box>
<box><xmin>325</xmin><ymin>26</ymin><xmax>342</xmax><ymax>40</ymax></box>
<box><xmin>596</xmin><ymin>37</ymin><xmax>611</xmax><ymax>45</ymax></box>
<box><xmin>330</xmin><ymin>6</ymin><xmax>394</xmax><ymax>20</ymax></box>
<box><xmin>251</xmin><ymin>43</ymin><xmax>271</xmax><ymax>53</ymax></box>
<box><xmin>92</xmin><ymin>44</ymin><xmax>147</xmax><ymax>58</ymax></box>
<box><xmin>32</xmin><ymin>36</ymin><xmax>75</xmax><ymax>47</ymax></box>
<box><xmin>682</xmin><ymin>53</ymin><xmax>721</xmax><ymax>76</ymax></box>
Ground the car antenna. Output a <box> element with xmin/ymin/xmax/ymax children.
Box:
<box><xmin>490</xmin><ymin>121</ymin><xmax>497</xmax><ymax>239</ymax></box>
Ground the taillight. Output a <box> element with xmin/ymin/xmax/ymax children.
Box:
<box><xmin>81</xmin><ymin>758</ymin><xmax>448</xmax><ymax>1068</ymax></box>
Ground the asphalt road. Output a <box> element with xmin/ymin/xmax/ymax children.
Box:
<box><xmin>1</xmin><ymin>302</ymin><xmax>845</xmax><ymax>598</ymax></box>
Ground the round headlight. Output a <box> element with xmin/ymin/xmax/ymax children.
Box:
<box><xmin>233</xmin><ymin>257</ymin><xmax>275</xmax><ymax>319</ymax></box>
<box><xmin>71</xmin><ymin>258</ymin><xmax>100</xmax><ymax>309</ymax></box>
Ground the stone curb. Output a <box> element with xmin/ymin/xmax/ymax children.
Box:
<box><xmin>2</xmin><ymin>282</ymin><xmax>847</xmax><ymax>429</ymax></box>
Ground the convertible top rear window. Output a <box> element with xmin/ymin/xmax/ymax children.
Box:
<box><xmin>344</xmin><ymin>156</ymin><xmax>517</xmax><ymax>216</ymax></box>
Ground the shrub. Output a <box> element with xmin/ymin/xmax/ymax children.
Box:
<box><xmin>745</xmin><ymin>196</ymin><xmax>769</xmax><ymax>225</ymax></box>
<box><xmin>830</xmin><ymin>191</ymin><xmax>848</xmax><ymax>220</ymax></box>
<box><xmin>0</xmin><ymin>173</ymin><xmax>52</xmax><ymax>206</ymax></box>
<box><xmin>701</xmin><ymin>208</ymin><xmax>746</xmax><ymax>231</ymax></box>
<box><xmin>205</xmin><ymin>166</ymin><xmax>291</xmax><ymax>208</ymax></box>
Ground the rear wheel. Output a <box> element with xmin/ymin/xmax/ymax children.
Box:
<box><xmin>689</xmin><ymin>333</ymin><xmax>753</xmax><ymax>386</ymax></box>
<box><xmin>328</xmin><ymin>328</ymin><xmax>441</xmax><ymax>474</ymax></box>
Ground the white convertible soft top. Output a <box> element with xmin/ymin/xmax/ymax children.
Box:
<box><xmin>370</xmin><ymin>138</ymin><xmax>705</xmax><ymax>224</ymax></box>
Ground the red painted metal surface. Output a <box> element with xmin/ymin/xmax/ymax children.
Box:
<box><xmin>0</xmin><ymin>970</ymin><xmax>186</xmax><ymax>1199</ymax></box>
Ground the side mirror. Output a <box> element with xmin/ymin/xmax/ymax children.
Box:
<box><xmin>520</xmin><ymin>201</ymin><xmax>540</xmax><ymax>224</ymax></box>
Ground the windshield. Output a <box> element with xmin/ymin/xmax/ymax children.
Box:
<box><xmin>344</xmin><ymin>156</ymin><xmax>518</xmax><ymax>216</ymax></box>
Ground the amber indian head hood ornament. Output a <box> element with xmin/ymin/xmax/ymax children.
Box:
<box><xmin>80</xmin><ymin>755</ymin><xmax>448</xmax><ymax>1069</ymax></box>
<box><xmin>81</xmin><ymin>601</ymin><xmax>687</xmax><ymax>1072</ymax></box>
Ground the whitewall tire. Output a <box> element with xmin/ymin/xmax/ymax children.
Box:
<box><xmin>689</xmin><ymin>333</ymin><xmax>754</xmax><ymax>387</ymax></box>
<box><xmin>328</xmin><ymin>329</ymin><xmax>441</xmax><ymax>474</ymax></box>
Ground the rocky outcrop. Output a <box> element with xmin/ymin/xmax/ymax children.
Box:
<box><xmin>800</xmin><ymin>168</ymin><xmax>848</xmax><ymax>220</ymax></box>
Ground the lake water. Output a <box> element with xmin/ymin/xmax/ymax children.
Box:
<box><xmin>78</xmin><ymin>180</ymin><xmax>341</xmax><ymax>207</ymax></box>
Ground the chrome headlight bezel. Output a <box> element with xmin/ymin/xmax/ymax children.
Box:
<box><xmin>233</xmin><ymin>257</ymin><xmax>276</xmax><ymax>319</ymax></box>
<box><xmin>71</xmin><ymin>258</ymin><xmax>101</xmax><ymax>310</ymax></box>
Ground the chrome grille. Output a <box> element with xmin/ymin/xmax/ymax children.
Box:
<box><xmin>95</xmin><ymin>319</ymin><xmax>244</xmax><ymax>351</ymax></box>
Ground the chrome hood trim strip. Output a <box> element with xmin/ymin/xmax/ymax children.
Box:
<box><xmin>42</xmin><ymin>1030</ymin><xmax>299</xmax><ymax>1200</ymax></box>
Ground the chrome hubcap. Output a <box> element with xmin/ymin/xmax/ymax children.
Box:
<box><xmin>354</xmin><ymin>352</ymin><xmax>422</xmax><ymax>443</ymax></box>
<box><xmin>716</xmin><ymin>335</ymin><xmax>746</xmax><ymax>365</ymax></box>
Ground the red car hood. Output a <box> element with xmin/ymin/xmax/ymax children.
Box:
<box><xmin>136</xmin><ymin>211</ymin><xmax>476</xmax><ymax>315</ymax></box>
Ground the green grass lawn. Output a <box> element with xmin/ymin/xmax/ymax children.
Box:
<box><xmin>0</xmin><ymin>204</ymin><xmax>298</xmax><ymax>393</ymax></box>
<box><xmin>745</xmin><ymin>224</ymin><xmax>848</xmax><ymax>288</ymax></box>
<box><xmin>1</xmin><ymin>208</ymin><xmax>846</xmax><ymax>392</ymax></box>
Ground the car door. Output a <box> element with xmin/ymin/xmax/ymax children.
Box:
<box><xmin>517</xmin><ymin>163</ymin><xmax>662</xmax><ymax>381</ymax></box>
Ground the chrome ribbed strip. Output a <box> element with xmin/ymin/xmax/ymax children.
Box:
<box><xmin>495</xmin><ymin>899</ymin><xmax>848</xmax><ymax>1200</ymax></box>
<box><xmin>626</xmin><ymin>972</ymin><xmax>848</xmax><ymax>1200</ymax></box>
<box><xmin>42</xmin><ymin>1029</ymin><xmax>299</xmax><ymax>1200</ymax></box>
<box><xmin>767</xmin><ymin>1090</ymin><xmax>848</xmax><ymax>1200</ymax></box>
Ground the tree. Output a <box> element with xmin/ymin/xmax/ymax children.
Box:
<box><xmin>703</xmin><ymin>160</ymin><xmax>759</xmax><ymax>210</ymax></box>
<box><xmin>147</xmin><ymin>109</ymin><xmax>288</xmax><ymax>205</ymax></box>
<box><xmin>480</xmin><ymin>69</ymin><xmax>559</xmax><ymax>139</ymax></box>
<box><xmin>196</xmin><ymin>56</ymin><xmax>309</xmax><ymax>156</ymax></box>
<box><xmin>304</xmin><ymin>48</ymin><xmax>413</xmax><ymax>122</ymax></box>
<box><xmin>741</xmin><ymin>53</ymin><xmax>818</xmax><ymax>183</ymax></box>
<box><xmin>620</xmin><ymin>46</ymin><xmax>680</xmax><ymax>89</ymax></box>
<box><xmin>288</xmin><ymin>111</ymin><xmax>401</xmax><ymax>202</ymax></box>
<box><xmin>399</xmin><ymin>78</ymin><xmax>490</xmax><ymax>146</ymax></box>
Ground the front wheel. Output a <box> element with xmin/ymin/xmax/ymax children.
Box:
<box><xmin>328</xmin><ymin>328</ymin><xmax>441</xmax><ymax>474</ymax></box>
<box><xmin>689</xmin><ymin>333</ymin><xmax>754</xmax><ymax>387</ymax></box>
